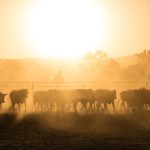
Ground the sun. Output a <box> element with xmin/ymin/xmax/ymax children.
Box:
<box><xmin>24</xmin><ymin>0</ymin><xmax>109</xmax><ymax>58</ymax></box>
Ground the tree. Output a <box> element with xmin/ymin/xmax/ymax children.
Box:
<box><xmin>137</xmin><ymin>49</ymin><xmax>150</xmax><ymax>82</ymax></box>
<box><xmin>80</xmin><ymin>50</ymin><xmax>120</xmax><ymax>83</ymax></box>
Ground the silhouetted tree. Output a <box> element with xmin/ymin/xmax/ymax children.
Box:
<box><xmin>137</xmin><ymin>49</ymin><xmax>150</xmax><ymax>83</ymax></box>
<box><xmin>80</xmin><ymin>50</ymin><xmax>120</xmax><ymax>83</ymax></box>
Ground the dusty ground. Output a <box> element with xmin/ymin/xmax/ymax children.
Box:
<box><xmin>0</xmin><ymin>112</ymin><xmax>150</xmax><ymax>150</ymax></box>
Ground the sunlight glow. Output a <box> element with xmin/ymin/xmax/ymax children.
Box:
<box><xmin>25</xmin><ymin>0</ymin><xmax>109</xmax><ymax>58</ymax></box>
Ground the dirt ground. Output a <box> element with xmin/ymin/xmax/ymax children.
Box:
<box><xmin>0</xmin><ymin>112</ymin><xmax>150</xmax><ymax>150</ymax></box>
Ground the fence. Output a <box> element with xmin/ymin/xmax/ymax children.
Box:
<box><xmin>0</xmin><ymin>81</ymin><xmax>150</xmax><ymax>93</ymax></box>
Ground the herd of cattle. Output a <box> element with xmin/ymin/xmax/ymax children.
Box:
<box><xmin>0</xmin><ymin>88</ymin><xmax>150</xmax><ymax>113</ymax></box>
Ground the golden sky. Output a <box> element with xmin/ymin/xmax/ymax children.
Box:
<box><xmin>0</xmin><ymin>0</ymin><xmax>150</xmax><ymax>58</ymax></box>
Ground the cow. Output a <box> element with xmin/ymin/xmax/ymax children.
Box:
<box><xmin>33</xmin><ymin>91</ymin><xmax>48</xmax><ymax>111</ymax></box>
<box><xmin>9</xmin><ymin>89</ymin><xmax>28</xmax><ymax>112</ymax></box>
<box><xmin>47</xmin><ymin>89</ymin><xmax>63</xmax><ymax>112</ymax></box>
<box><xmin>71</xmin><ymin>89</ymin><xmax>95</xmax><ymax>113</ymax></box>
<box><xmin>120</xmin><ymin>88</ymin><xmax>150</xmax><ymax>113</ymax></box>
<box><xmin>94</xmin><ymin>89</ymin><xmax>116</xmax><ymax>113</ymax></box>
<box><xmin>0</xmin><ymin>92</ymin><xmax>7</xmax><ymax>111</ymax></box>
<box><xmin>33</xmin><ymin>89</ymin><xmax>63</xmax><ymax>112</ymax></box>
<box><xmin>140</xmin><ymin>88</ymin><xmax>150</xmax><ymax>111</ymax></box>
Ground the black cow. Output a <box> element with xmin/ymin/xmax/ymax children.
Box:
<box><xmin>9</xmin><ymin>89</ymin><xmax>28</xmax><ymax>112</ymax></box>
<box><xmin>0</xmin><ymin>92</ymin><xmax>7</xmax><ymax>111</ymax></box>
<box><xmin>71</xmin><ymin>89</ymin><xmax>95</xmax><ymax>113</ymax></box>
<box><xmin>120</xmin><ymin>88</ymin><xmax>150</xmax><ymax>112</ymax></box>
<box><xmin>33</xmin><ymin>91</ymin><xmax>48</xmax><ymax>112</ymax></box>
<box><xmin>33</xmin><ymin>90</ymin><xmax>63</xmax><ymax>112</ymax></box>
<box><xmin>94</xmin><ymin>89</ymin><xmax>116</xmax><ymax>113</ymax></box>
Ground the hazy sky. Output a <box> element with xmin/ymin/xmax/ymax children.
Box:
<box><xmin>0</xmin><ymin>0</ymin><xmax>150</xmax><ymax>58</ymax></box>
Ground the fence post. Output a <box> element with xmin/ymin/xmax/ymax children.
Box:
<box><xmin>32</xmin><ymin>82</ymin><xmax>34</xmax><ymax>93</ymax></box>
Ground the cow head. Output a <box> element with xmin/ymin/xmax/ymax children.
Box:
<box><xmin>0</xmin><ymin>92</ymin><xmax>7</xmax><ymax>103</ymax></box>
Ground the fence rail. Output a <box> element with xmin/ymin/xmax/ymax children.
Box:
<box><xmin>0</xmin><ymin>81</ymin><xmax>149</xmax><ymax>93</ymax></box>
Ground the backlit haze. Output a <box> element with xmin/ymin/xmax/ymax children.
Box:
<box><xmin>0</xmin><ymin>0</ymin><xmax>150</xmax><ymax>59</ymax></box>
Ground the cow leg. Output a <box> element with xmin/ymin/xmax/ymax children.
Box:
<box><xmin>96</xmin><ymin>102</ymin><xmax>101</xmax><ymax>112</ymax></box>
<box><xmin>91</xmin><ymin>102</ymin><xmax>95</xmax><ymax>113</ymax></box>
<box><xmin>96</xmin><ymin>102</ymin><xmax>99</xmax><ymax>112</ymax></box>
<box><xmin>12</xmin><ymin>104</ymin><xmax>15</xmax><ymax>112</ymax></box>
<box><xmin>132</xmin><ymin>104</ymin><xmax>136</xmax><ymax>113</ymax></box>
<box><xmin>104</xmin><ymin>103</ymin><xmax>107</xmax><ymax>113</ymax></box>
<box><xmin>112</xmin><ymin>101</ymin><xmax>116</xmax><ymax>113</ymax></box>
<box><xmin>88</xmin><ymin>103</ymin><xmax>91</xmax><ymax>112</ymax></box>
<box><xmin>121</xmin><ymin>101</ymin><xmax>125</xmax><ymax>112</ymax></box>
<box><xmin>100</xmin><ymin>103</ymin><xmax>103</xmax><ymax>112</ymax></box>
<box><xmin>89</xmin><ymin>102</ymin><xmax>94</xmax><ymax>113</ymax></box>
<box><xmin>92</xmin><ymin>102</ymin><xmax>95</xmax><ymax>112</ymax></box>
<box><xmin>18</xmin><ymin>103</ymin><xmax>21</xmax><ymax>112</ymax></box>
<box><xmin>80</xmin><ymin>102</ymin><xmax>88</xmax><ymax>113</ymax></box>
<box><xmin>103</xmin><ymin>103</ymin><xmax>106</xmax><ymax>112</ymax></box>
<box><xmin>50</xmin><ymin>103</ymin><xmax>54</xmax><ymax>111</ymax></box>
<box><xmin>73</xmin><ymin>101</ymin><xmax>77</xmax><ymax>113</ymax></box>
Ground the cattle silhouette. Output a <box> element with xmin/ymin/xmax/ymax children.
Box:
<box><xmin>9</xmin><ymin>89</ymin><xmax>28</xmax><ymax>112</ymax></box>
<box><xmin>0</xmin><ymin>92</ymin><xmax>7</xmax><ymax>111</ymax></box>
<box><xmin>94</xmin><ymin>89</ymin><xmax>116</xmax><ymax>113</ymax></box>
<box><xmin>120</xmin><ymin>88</ymin><xmax>150</xmax><ymax>112</ymax></box>
<box><xmin>33</xmin><ymin>89</ymin><xmax>116</xmax><ymax>113</ymax></box>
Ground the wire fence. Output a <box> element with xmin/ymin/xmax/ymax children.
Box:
<box><xmin>0</xmin><ymin>81</ymin><xmax>150</xmax><ymax>93</ymax></box>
